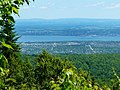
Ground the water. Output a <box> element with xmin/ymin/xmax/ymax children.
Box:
<box><xmin>15</xmin><ymin>19</ymin><xmax>120</xmax><ymax>42</ymax></box>
<box><xmin>18</xmin><ymin>35</ymin><xmax>120</xmax><ymax>42</ymax></box>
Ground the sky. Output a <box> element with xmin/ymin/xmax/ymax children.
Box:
<box><xmin>14</xmin><ymin>0</ymin><xmax>120</xmax><ymax>19</ymax></box>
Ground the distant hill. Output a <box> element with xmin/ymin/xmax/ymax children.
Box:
<box><xmin>15</xmin><ymin>18</ymin><xmax>120</xmax><ymax>37</ymax></box>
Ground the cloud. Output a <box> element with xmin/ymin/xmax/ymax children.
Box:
<box><xmin>106</xmin><ymin>3</ymin><xmax>120</xmax><ymax>9</ymax></box>
<box><xmin>86</xmin><ymin>1</ymin><xmax>120</xmax><ymax>9</ymax></box>
<box><xmin>47</xmin><ymin>2</ymin><xmax>55</xmax><ymax>6</ymax></box>
<box><xmin>34</xmin><ymin>1</ymin><xmax>56</xmax><ymax>10</ymax></box>
<box><xmin>38</xmin><ymin>2</ymin><xmax>55</xmax><ymax>9</ymax></box>
<box><xmin>88</xmin><ymin>1</ymin><xmax>105</xmax><ymax>7</ymax></box>
<box><xmin>39</xmin><ymin>6</ymin><xmax>48</xmax><ymax>9</ymax></box>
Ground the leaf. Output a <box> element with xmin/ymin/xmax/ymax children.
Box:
<box><xmin>2</xmin><ymin>42</ymin><xmax>13</xmax><ymax>50</ymax></box>
<box><xmin>6</xmin><ymin>78</ymin><xmax>16</xmax><ymax>83</ymax></box>
<box><xmin>0</xmin><ymin>80</ymin><xmax>5</xmax><ymax>87</ymax></box>
<box><xmin>66</xmin><ymin>69</ymin><xmax>73</xmax><ymax>77</ymax></box>
<box><xmin>25</xmin><ymin>0</ymin><xmax>30</xmax><ymax>5</ymax></box>
<box><xmin>14</xmin><ymin>1</ymin><xmax>19</xmax><ymax>4</ymax></box>
<box><xmin>4</xmin><ymin>69</ymin><xmax>9</xmax><ymax>75</ymax></box>
<box><xmin>3</xmin><ymin>55</ymin><xmax>8</xmax><ymax>63</ymax></box>
<box><xmin>12</xmin><ymin>6</ymin><xmax>18</xmax><ymax>14</ymax></box>
<box><xmin>0</xmin><ymin>20</ymin><xmax>3</xmax><ymax>26</ymax></box>
<box><xmin>0</xmin><ymin>67</ymin><xmax>5</xmax><ymax>76</ymax></box>
<box><xmin>0</xmin><ymin>54</ymin><xmax>2</xmax><ymax>59</ymax></box>
<box><xmin>8</xmin><ymin>16</ymin><xmax>15</xmax><ymax>23</ymax></box>
<box><xmin>0</xmin><ymin>67</ymin><xmax>4</xmax><ymax>73</ymax></box>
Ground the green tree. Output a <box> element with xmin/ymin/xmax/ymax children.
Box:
<box><xmin>0</xmin><ymin>0</ymin><xmax>34</xmax><ymax>89</ymax></box>
<box><xmin>34</xmin><ymin>51</ymin><xmax>98</xmax><ymax>90</ymax></box>
<box><xmin>0</xmin><ymin>0</ymin><xmax>34</xmax><ymax>66</ymax></box>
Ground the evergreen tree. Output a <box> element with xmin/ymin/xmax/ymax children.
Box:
<box><xmin>0</xmin><ymin>0</ymin><xmax>34</xmax><ymax>66</ymax></box>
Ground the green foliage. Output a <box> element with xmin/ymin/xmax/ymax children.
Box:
<box><xmin>34</xmin><ymin>51</ymin><xmax>100</xmax><ymax>90</ymax></box>
<box><xmin>0</xmin><ymin>39</ymin><xmax>14</xmax><ymax>68</ymax></box>
<box><xmin>34</xmin><ymin>50</ymin><xmax>74</xmax><ymax>89</ymax></box>
<box><xmin>110</xmin><ymin>68</ymin><xmax>120</xmax><ymax>90</ymax></box>
<box><xmin>0</xmin><ymin>42</ymin><xmax>16</xmax><ymax>89</ymax></box>
<box><xmin>0</xmin><ymin>51</ymin><xmax>35</xmax><ymax>89</ymax></box>
<box><xmin>0</xmin><ymin>0</ymin><xmax>34</xmax><ymax>64</ymax></box>
<box><xmin>0</xmin><ymin>49</ymin><xmax>120</xmax><ymax>90</ymax></box>
<box><xmin>0</xmin><ymin>50</ymin><xmax>98</xmax><ymax>89</ymax></box>
<box><xmin>59</xmin><ymin>54</ymin><xmax>120</xmax><ymax>88</ymax></box>
<box><xmin>0</xmin><ymin>0</ymin><xmax>35</xmax><ymax>89</ymax></box>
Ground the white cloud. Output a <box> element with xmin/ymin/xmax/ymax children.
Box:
<box><xmin>38</xmin><ymin>2</ymin><xmax>55</xmax><ymax>9</ymax></box>
<box><xmin>47</xmin><ymin>2</ymin><xmax>55</xmax><ymax>6</ymax></box>
<box><xmin>39</xmin><ymin>6</ymin><xmax>48</xmax><ymax>9</ymax></box>
<box><xmin>88</xmin><ymin>1</ymin><xmax>105</xmax><ymax>7</ymax></box>
<box><xmin>106</xmin><ymin>3</ymin><xmax>120</xmax><ymax>9</ymax></box>
<box><xmin>86</xmin><ymin>1</ymin><xmax>120</xmax><ymax>9</ymax></box>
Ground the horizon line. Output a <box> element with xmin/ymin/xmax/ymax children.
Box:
<box><xmin>15</xmin><ymin>17</ymin><xmax>120</xmax><ymax>20</ymax></box>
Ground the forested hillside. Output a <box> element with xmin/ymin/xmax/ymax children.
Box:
<box><xmin>58</xmin><ymin>54</ymin><xmax>120</xmax><ymax>87</ymax></box>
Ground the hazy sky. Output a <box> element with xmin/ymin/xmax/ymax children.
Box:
<box><xmin>14</xmin><ymin>0</ymin><xmax>120</xmax><ymax>19</ymax></box>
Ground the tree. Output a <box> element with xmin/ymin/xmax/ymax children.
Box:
<box><xmin>0</xmin><ymin>1</ymin><xmax>35</xmax><ymax>89</ymax></box>
<box><xmin>0</xmin><ymin>0</ymin><xmax>34</xmax><ymax>66</ymax></box>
